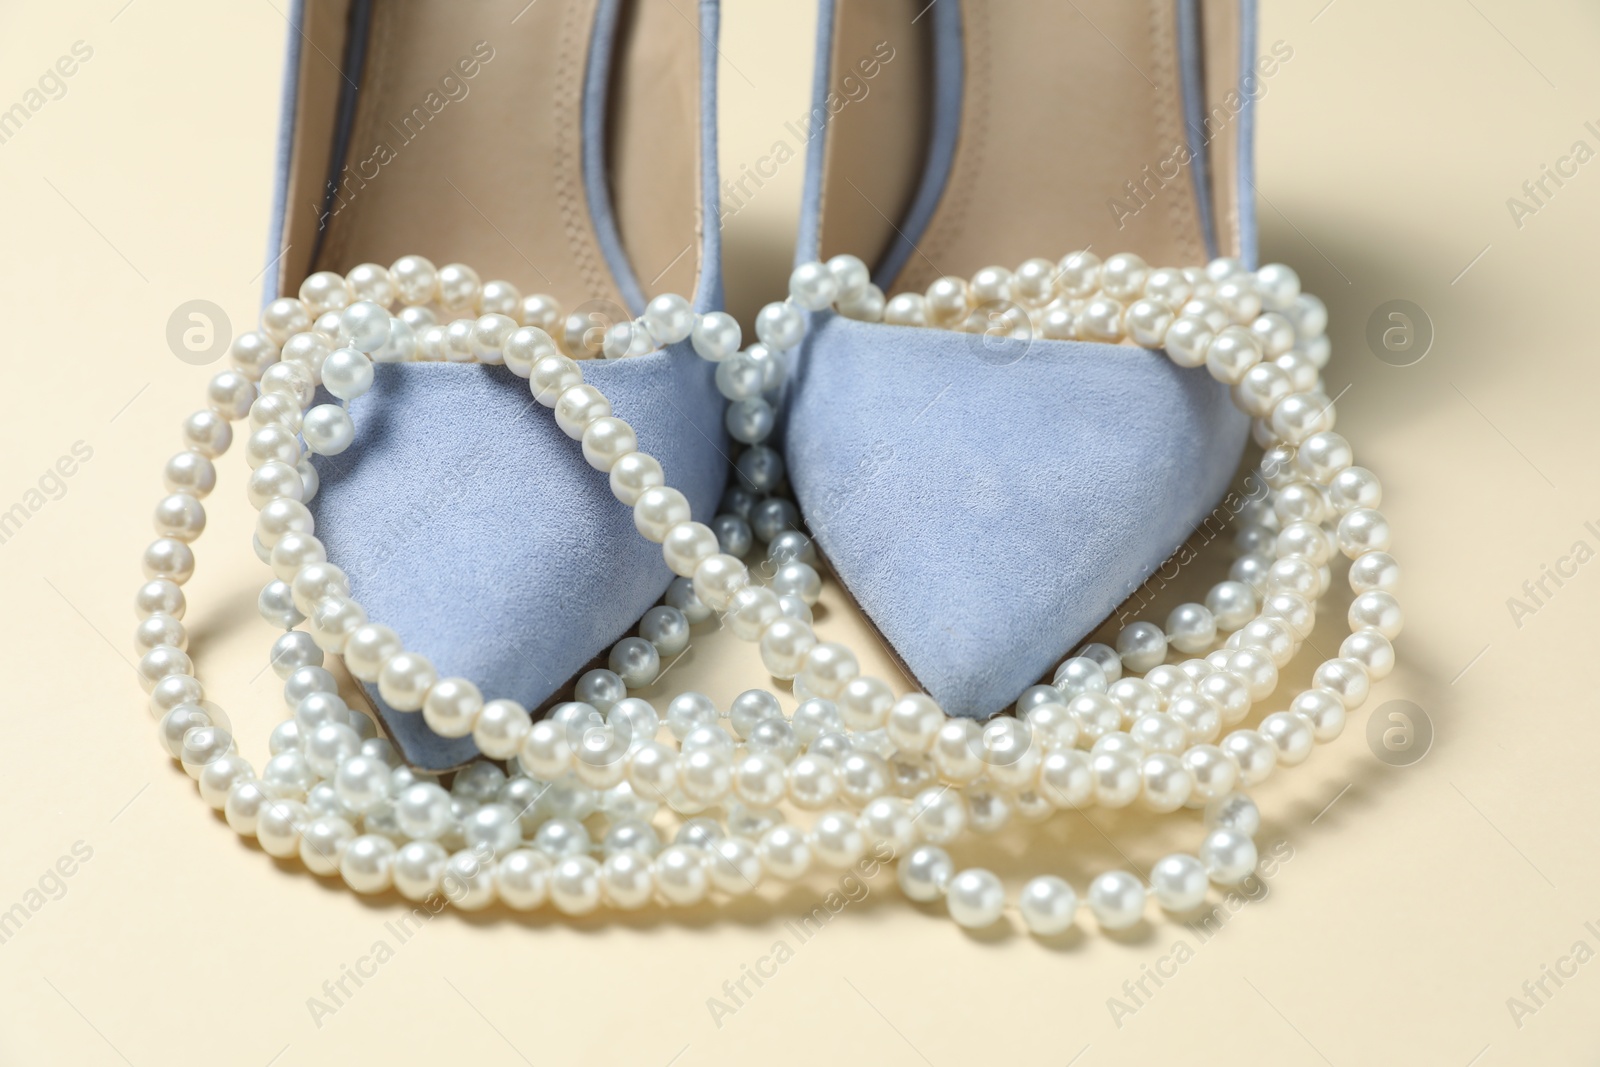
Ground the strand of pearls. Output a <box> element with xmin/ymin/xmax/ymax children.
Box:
<box><xmin>133</xmin><ymin>251</ymin><xmax>1397</xmax><ymax>934</ymax></box>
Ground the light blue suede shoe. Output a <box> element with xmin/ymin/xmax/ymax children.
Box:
<box><xmin>785</xmin><ymin>0</ymin><xmax>1259</xmax><ymax>717</ymax></box>
<box><xmin>265</xmin><ymin>0</ymin><xmax>727</xmax><ymax>768</ymax></box>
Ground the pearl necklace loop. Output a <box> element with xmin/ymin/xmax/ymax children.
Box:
<box><xmin>134</xmin><ymin>250</ymin><xmax>1398</xmax><ymax>934</ymax></box>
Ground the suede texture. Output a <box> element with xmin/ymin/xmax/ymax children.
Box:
<box><xmin>786</xmin><ymin>318</ymin><xmax>1249</xmax><ymax>718</ymax></box>
<box><xmin>786</xmin><ymin>0</ymin><xmax>1257</xmax><ymax>717</ymax></box>
<box><xmin>274</xmin><ymin>0</ymin><xmax>728</xmax><ymax>768</ymax></box>
<box><xmin>311</xmin><ymin>347</ymin><xmax>725</xmax><ymax>768</ymax></box>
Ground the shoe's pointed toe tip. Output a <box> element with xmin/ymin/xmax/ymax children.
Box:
<box><xmin>788</xmin><ymin>316</ymin><xmax>1248</xmax><ymax>717</ymax></box>
<box><xmin>311</xmin><ymin>347</ymin><xmax>725</xmax><ymax>766</ymax></box>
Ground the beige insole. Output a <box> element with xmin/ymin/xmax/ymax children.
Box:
<box><xmin>820</xmin><ymin>0</ymin><xmax>1242</xmax><ymax>291</ymax></box>
<box><xmin>279</xmin><ymin>0</ymin><xmax>702</xmax><ymax>309</ymax></box>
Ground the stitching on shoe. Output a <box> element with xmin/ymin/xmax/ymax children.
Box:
<box><xmin>1150</xmin><ymin>0</ymin><xmax>1205</xmax><ymax>267</ymax></box>
<box><xmin>900</xmin><ymin>0</ymin><xmax>988</xmax><ymax>294</ymax></box>
<box><xmin>553</xmin><ymin>0</ymin><xmax>608</xmax><ymax>301</ymax></box>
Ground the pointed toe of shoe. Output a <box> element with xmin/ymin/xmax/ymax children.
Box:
<box><xmin>785</xmin><ymin>315</ymin><xmax>1249</xmax><ymax>718</ymax></box>
<box><xmin>310</xmin><ymin>345</ymin><xmax>724</xmax><ymax>768</ymax></box>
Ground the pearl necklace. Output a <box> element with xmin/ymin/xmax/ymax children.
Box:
<box><xmin>134</xmin><ymin>251</ymin><xmax>1399</xmax><ymax>934</ymax></box>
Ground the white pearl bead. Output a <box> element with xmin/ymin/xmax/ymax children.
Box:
<box><xmin>341</xmin><ymin>624</ymin><xmax>401</xmax><ymax>682</ymax></box>
<box><xmin>181</xmin><ymin>408</ymin><xmax>233</xmax><ymax>458</ymax></box>
<box><xmin>1140</xmin><ymin>752</ymin><xmax>1193</xmax><ymax>812</ymax></box>
<box><xmin>760</xmin><ymin>617</ymin><xmax>816</xmax><ymax>680</ymax></box>
<box><xmin>642</xmin><ymin>293</ymin><xmax>694</xmax><ymax>345</ymax></box>
<box><xmin>1125</xmin><ymin>299</ymin><xmax>1174</xmax><ymax>347</ymax></box>
<box><xmin>1182</xmin><ymin>743</ymin><xmax>1238</xmax><ymax>800</ymax></box>
<box><xmin>1221</xmin><ymin>729</ymin><xmax>1277</xmax><ymax>786</ymax></box>
<box><xmin>1206</xmin><ymin>580</ymin><xmax>1257</xmax><ymax>630</ymax></box>
<box><xmin>231</xmin><ymin>330</ymin><xmax>282</xmax><ymax>379</ymax></box>
<box><xmin>333</xmin><ymin>753</ymin><xmax>392</xmax><ymax>813</ymax></box>
<box><xmin>662</xmin><ymin>521</ymin><xmax>719</xmax><ymax>577</ymax></box>
<box><xmin>1150</xmin><ymin>853</ymin><xmax>1209</xmax><ymax>911</ymax></box>
<box><xmin>436</xmin><ymin>263</ymin><xmax>482</xmax><ymax>314</ymax></box>
<box><xmin>395</xmin><ymin>782</ymin><xmax>453</xmax><ymax>840</ymax></box>
<box><xmin>1018</xmin><ymin>875</ymin><xmax>1078</xmax><ymax>935</ymax></box>
<box><xmin>1164</xmin><ymin>603</ymin><xmax>1217</xmax><ymax>654</ymax></box>
<box><xmin>579</xmin><ymin>416</ymin><xmax>638</xmax><ymax>472</ymax></box>
<box><xmin>633</xmin><ymin>486</ymin><xmax>692</xmax><ymax>542</ymax></box>
<box><xmin>442</xmin><ymin>850</ymin><xmax>496</xmax><ymax>910</ymax></box>
<box><xmin>1341</xmin><ymin>628</ymin><xmax>1395</xmax><ymax>679</ymax></box>
<box><xmin>1291</xmin><ymin>688</ymin><xmax>1346</xmax><ymax>742</ymax></box>
<box><xmin>493</xmin><ymin>849</ymin><xmax>551</xmax><ymax>910</ymax></box>
<box><xmin>1330</xmin><ymin>466</ymin><xmax>1383</xmax><ymax>512</ymax></box>
<box><xmin>1163</xmin><ymin>316</ymin><xmax>1213</xmax><ymax>367</ymax></box>
<box><xmin>755</xmin><ymin>301</ymin><xmax>805</xmax><ymax>351</ymax></box>
<box><xmin>859</xmin><ymin>796</ymin><xmax>915</xmax><ymax>854</ymax></box>
<box><xmin>708</xmin><ymin>837</ymin><xmax>763</xmax><ymax>894</ymax></box>
<box><xmin>786</xmin><ymin>753</ymin><xmax>838</xmax><ymax>810</ymax></box>
<box><xmin>897</xmin><ymin>844</ymin><xmax>953</xmax><ymax>901</ymax></box>
<box><xmin>321</xmin><ymin>348</ymin><xmax>374</xmax><ymax>400</ymax></box>
<box><xmin>884</xmin><ymin>292</ymin><xmax>928</xmax><ymax>326</ymax></box>
<box><xmin>758</xmin><ymin>825</ymin><xmax>812</xmax><ymax>880</ymax></box>
<box><xmin>1115</xmin><ymin>621</ymin><xmax>1167</xmax><ymax>672</ymax></box>
<box><xmin>886</xmin><ymin>694</ymin><xmax>943</xmax><ymax>753</ymax></box>
<box><xmin>601</xmin><ymin>849</ymin><xmax>655</xmax><ymax>909</ymax></box>
<box><xmin>165</xmin><ymin>451</ymin><xmax>221</xmax><ymax>503</ymax></box>
<box><xmin>690</xmin><ymin>311</ymin><xmax>742</xmax><ymax>361</ymax></box>
<box><xmin>609</xmin><ymin>452</ymin><xmax>665</xmax><ymax>506</ymax></box>
<box><xmin>553</xmin><ymin>385</ymin><xmax>611</xmax><ymax>439</ymax></box>
<box><xmin>1270</xmin><ymin>392</ymin><xmax>1325</xmax><ymax>445</ymax></box>
<box><xmin>1087</xmin><ymin>870</ymin><xmax>1146</xmax><ymax>930</ymax></box>
<box><xmin>255</xmin><ymin>798</ymin><xmax>310</xmax><ymax>858</ymax></box>
<box><xmin>1206</xmin><ymin>791</ymin><xmax>1262</xmax><ymax>836</ymax></box>
<box><xmin>340</xmin><ymin>834</ymin><xmax>397</xmax><ymax>894</ymax></box>
<box><xmin>138</xmin><ymin>644</ymin><xmax>193</xmax><ymax>692</ymax></box>
<box><xmin>530</xmin><ymin>354</ymin><xmax>583</xmax><ymax>405</ymax></box>
<box><xmin>910</xmin><ymin>786</ymin><xmax>966</xmax><ymax>843</ymax></box>
<box><xmin>1037</xmin><ymin>749</ymin><xmax>1093</xmax><ymax>808</ymax></box>
<box><xmin>924</xmin><ymin>276</ymin><xmax>970</xmax><ymax>326</ymax></box>
<box><xmin>258</xmin><ymin>369</ymin><xmax>316</xmax><ymax>430</ymax></box>
<box><xmin>1199</xmin><ymin>828</ymin><xmax>1257</xmax><ymax>885</ymax></box>
<box><xmin>393</xmin><ymin>840</ymin><xmax>447</xmax><ymax>901</ymax></box>
<box><xmin>1350</xmin><ymin>551</ymin><xmax>1400</xmax><ymax>593</ymax></box>
<box><xmin>946</xmin><ymin>868</ymin><xmax>1006</xmax><ymax>929</ymax></box>
<box><xmin>1313</xmin><ymin>657</ymin><xmax>1371</xmax><ymax>707</ymax></box>
<box><xmin>223</xmin><ymin>779</ymin><xmax>271</xmax><ymax>835</ymax></box>
<box><xmin>788</xmin><ymin>261</ymin><xmax>839</xmax><ymax>311</ymax></box>
<box><xmin>654</xmin><ymin>844</ymin><xmax>708</xmax><ymax>906</ymax></box>
<box><xmin>297</xmin><ymin>816</ymin><xmax>355</xmax><ymax>875</ymax></box>
<box><xmin>1259</xmin><ymin>710</ymin><xmax>1316</xmax><ymax>766</ymax></box>
<box><xmin>810</xmin><ymin>810</ymin><xmax>866</xmax><ymax>867</ymax></box>
<box><xmin>377</xmin><ymin>651</ymin><xmax>436</xmax><ymax>712</ymax></box>
<box><xmin>1054</xmin><ymin>251</ymin><xmax>1101</xmax><ymax>297</ymax></box>
<box><xmin>1205</xmin><ymin>326</ymin><xmax>1263</xmax><ymax>383</ymax></box>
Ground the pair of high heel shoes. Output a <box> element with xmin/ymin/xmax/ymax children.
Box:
<box><xmin>271</xmin><ymin>0</ymin><xmax>1257</xmax><ymax>769</ymax></box>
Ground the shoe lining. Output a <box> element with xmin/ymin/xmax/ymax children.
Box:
<box><xmin>819</xmin><ymin>0</ymin><xmax>1243</xmax><ymax>290</ymax></box>
<box><xmin>277</xmin><ymin>0</ymin><xmax>702</xmax><ymax>313</ymax></box>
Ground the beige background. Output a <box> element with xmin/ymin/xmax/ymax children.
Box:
<box><xmin>2</xmin><ymin>1</ymin><xmax>1598</xmax><ymax>1064</ymax></box>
